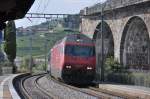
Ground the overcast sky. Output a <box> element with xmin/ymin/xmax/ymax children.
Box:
<box><xmin>15</xmin><ymin>0</ymin><xmax>106</xmax><ymax>28</ymax></box>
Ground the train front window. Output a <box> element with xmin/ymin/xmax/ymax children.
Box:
<box><xmin>65</xmin><ymin>45</ymin><xmax>95</xmax><ymax>57</ymax></box>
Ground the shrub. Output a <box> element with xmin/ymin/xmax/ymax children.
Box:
<box><xmin>104</xmin><ymin>56</ymin><xmax>131</xmax><ymax>83</ymax></box>
<box><xmin>104</xmin><ymin>57</ymin><xmax>150</xmax><ymax>87</ymax></box>
<box><xmin>19</xmin><ymin>56</ymin><xmax>35</xmax><ymax>72</ymax></box>
<box><xmin>104</xmin><ymin>56</ymin><xmax>126</xmax><ymax>74</ymax></box>
<box><xmin>0</xmin><ymin>61</ymin><xmax>12</xmax><ymax>67</ymax></box>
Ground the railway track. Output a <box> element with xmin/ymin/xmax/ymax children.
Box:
<box><xmin>35</xmin><ymin>75</ymin><xmax>59</xmax><ymax>99</ymax></box>
<box><xmin>88</xmin><ymin>87</ymin><xmax>139</xmax><ymax>99</ymax></box>
<box><xmin>48</xmin><ymin>77</ymin><xmax>139</xmax><ymax>99</ymax></box>
<box><xmin>37</xmin><ymin>75</ymin><xmax>123</xmax><ymax>99</ymax></box>
<box><xmin>13</xmin><ymin>73</ymin><xmax>31</xmax><ymax>99</ymax></box>
<box><xmin>14</xmin><ymin>73</ymin><xmax>55</xmax><ymax>99</ymax></box>
<box><xmin>53</xmin><ymin>77</ymin><xmax>123</xmax><ymax>99</ymax></box>
<box><xmin>14</xmin><ymin>73</ymin><xmax>136</xmax><ymax>99</ymax></box>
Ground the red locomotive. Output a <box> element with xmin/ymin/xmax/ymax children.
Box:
<box><xmin>48</xmin><ymin>34</ymin><xmax>96</xmax><ymax>84</ymax></box>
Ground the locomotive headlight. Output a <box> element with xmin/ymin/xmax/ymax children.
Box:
<box><xmin>66</xmin><ymin>65</ymin><xmax>72</xmax><ymax>69</ymax></box>
<box><xmin>87</xmin><ymin>67</ymin><xmax>92</xmax><ymax>70</ymax></box>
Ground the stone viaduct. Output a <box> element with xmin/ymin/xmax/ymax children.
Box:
<box><xmin>80</xmin><ymin>0</ymin><xmax>150</xmax><ymax>70</ymax></box>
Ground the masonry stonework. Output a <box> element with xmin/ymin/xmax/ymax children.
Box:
<box><xmin>81</xmin><ymin>0</ymin><xmax>150</xmax><ymax>69</ymax></box>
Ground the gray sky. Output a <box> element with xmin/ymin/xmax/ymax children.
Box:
<box><xmin>15</xmin><ymin>0</ymin><xmax>106</xmax><ymax>28</ymax></box>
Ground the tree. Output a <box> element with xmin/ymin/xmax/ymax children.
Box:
<box><xmin>4</xmin><ymin>21</ymin><xmax>16</xmax><ymax>73</ymax></box>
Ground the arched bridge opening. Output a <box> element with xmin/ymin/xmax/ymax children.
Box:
<box><xmin>120</xmin><ymin>16</ymin><xmax>150</xmax><ymax>70</ymax></box>
<box><xmin>93</xmin><ymin>21</ymin><xmax>114</xmax><ymax>78</ymax></box>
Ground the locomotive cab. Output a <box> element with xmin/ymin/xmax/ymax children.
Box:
<box><xmin>62</xmin><ymin>44</ymin><xmax>96</xmax><ymax>84</ymax></box>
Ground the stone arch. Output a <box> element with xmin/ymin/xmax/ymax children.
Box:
<box><xmin>93</xmin><ymin>21</ymin><xmax>114</xmax><ymax>71</ymax></box>
<box><xmin>120</xmin><ymin>16</ymin><xmax>150</xmax><ymax>70</ymax></box>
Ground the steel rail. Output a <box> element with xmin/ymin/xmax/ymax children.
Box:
<box><xmin>15</xmin><ymin>73</ymin><xmax>52</xmax><ymax>99</ymax></box>
<box><xmin>89</xmin><ymin>87</ymin><xmax>138</xmax><ymax>99</ymax></box>
<box><xmin>20</xmin><ymin>74</ymin><xmax>33</xmax><ymax>99</ymax></box>
<box><xmin>34</xmin><ymin>75</ymin><xmax>59</xmax><ymax>99</ymax></box>
<box><xmin>48</xmin><ymin>76</ymin><xmax>116</xmax><ymax>99</ymax></box>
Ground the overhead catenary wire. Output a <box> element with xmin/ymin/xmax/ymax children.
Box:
<box><xmin>35</xmin><ymin>0</ymin><xmax>45</xmax><ymax>25</ymax></box>
<box><xmin>36</xmin><ymin>0</ymin><xmax>42</xmax><ymax>13</ymax></box>
<box><xmin>25</xmin><ymin>0</ymin><xmax>43</xmax><ymax>26</ymax></box>
<box><xmin>36</xmin><ymin>0</ymin><xmax>51</xmax><ymax>25</ymax></box>
<box><xmin>41</xmin><ymin>0</ymin><xmax>51</xmax><ymax>13</ymax></box>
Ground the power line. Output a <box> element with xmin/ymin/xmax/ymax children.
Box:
<box><xmin>36</xmin><ymin>0</ymin><xmax>42</xmax><ymax>13</ymax></box>
<box><xmin>36</xmin><ymin>0</ymin><xmax>50</xmax><ymax>25</ymax></box>
<box><xmin>42</xmin><ymin>0</ymin><xmax>50</xmax><ymax>13</ymax></box>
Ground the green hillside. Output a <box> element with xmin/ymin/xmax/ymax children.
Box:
<box><xmin>17</xmin><ymin>30</ymin><xmax>79</xmax><ymax>58</ymax></box>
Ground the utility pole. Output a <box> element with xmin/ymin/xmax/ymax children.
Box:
<box><xmin>44</xmin><ymin>39</ymin><xmax>50</xmax><ymax>72</ymax></box>
<box><xmin>40</xmin><ymin>33</ymin><xmax>50</xmax><ymax>72</ymax></box>
<box><xmin>100</xmin><ymin>1</ymin><xmax>106</xmax><ymax>82</ymax></box>
<box><xmin>44</xmin><ymin>39</ymin><xmax>47</xmax><ymax>71</ymax></box>
<box><xmin>29</xmin><ymin>32</ymin><xmax>33</xmax><ymax>73</ymax></box>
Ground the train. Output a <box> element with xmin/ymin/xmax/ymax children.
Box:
<box><xmin>48</xmin><ymin>34</ymin><xmax>96</xmax><ymax>84</ymax></box>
